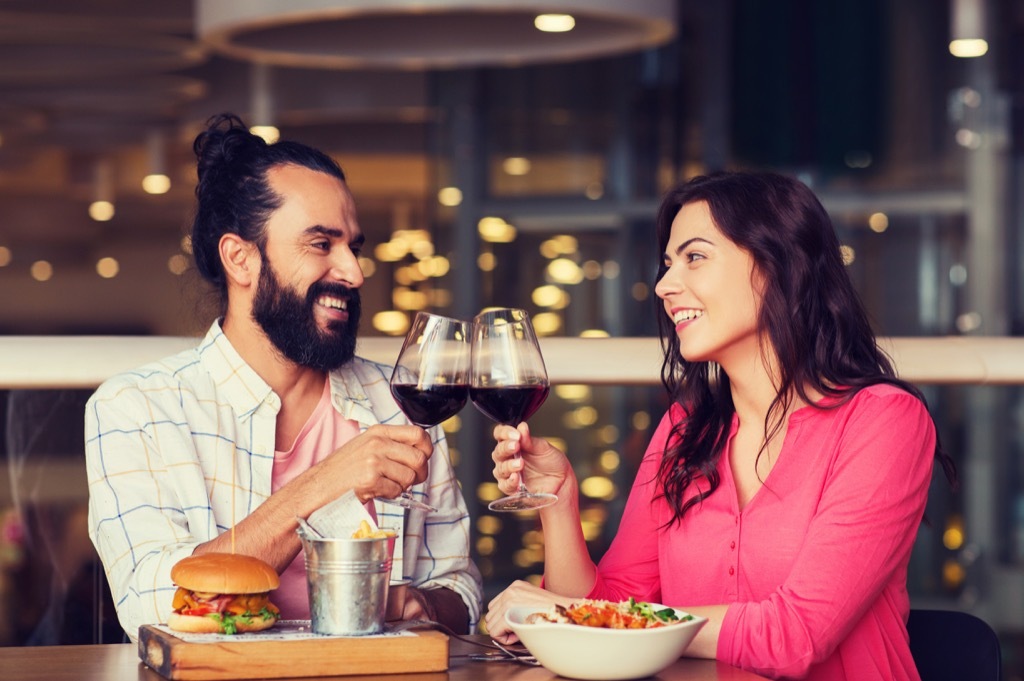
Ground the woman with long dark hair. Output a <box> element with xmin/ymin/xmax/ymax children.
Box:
<box><xmin>485</xmin><ymin>171</ymin><xmax>955</xmax><ymax>680</ymax></box>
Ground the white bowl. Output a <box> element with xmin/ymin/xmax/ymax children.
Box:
<box><xmin>505</xmin><ymin>604</ymin><xmax>707</xmax><ymax>681</ymax></box>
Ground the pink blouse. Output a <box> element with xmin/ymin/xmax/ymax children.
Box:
<box><xmin>587</xmin><ymin>384</ymin><xmax>934</xmax><ymax>680</ymax></box>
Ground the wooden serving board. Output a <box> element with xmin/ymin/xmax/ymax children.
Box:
<box><xmin>138</xmin><ymin>624</ymin><xmax>449</xmax><ymax>680</ymax></box>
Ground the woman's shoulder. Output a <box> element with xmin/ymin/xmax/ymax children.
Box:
<box><xmin>794</xmin><ymin>383</ymin><xmax>933</xmax><ymax>436</ymax></box>
<box><xmin>843</xmin><ymin>382</ymin><xmax>926</xmax><ymax>412</ymax></box>
<box><xmin>802</xmin><ymin>382</ymin><xmax>924</xmax><ymax>413</ymax></box>
<box><xmin>813</xmin><ymin>383</ymin><xmax>935</xmax><ymax>447</ymax></box>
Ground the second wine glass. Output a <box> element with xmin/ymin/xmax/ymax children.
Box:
<box><xmin>471</xmin><ymin>308</ymin><xmax>557</xmax><ymax>512</ymax></box>
<box><xmin>387</xmin><ymin>312</ymin><xmax>471</xmax><ymax>512</ymax></box>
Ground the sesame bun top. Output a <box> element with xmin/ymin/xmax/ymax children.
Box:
<box><xmin>171</xmin><ymin>553</ymin><xmax>280</xmax><ymax>594</ymax></box>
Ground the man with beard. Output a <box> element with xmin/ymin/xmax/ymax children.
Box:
<box><xmin>84</xmin><ymin>114</ymin><xmax>482</xmax><ymax>641</ymax></box>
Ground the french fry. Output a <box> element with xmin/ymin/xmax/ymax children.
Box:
<box><xmin>351</xmin><ymin>519</ymin><xmax>396</xmax><ymax>539</ymax></box>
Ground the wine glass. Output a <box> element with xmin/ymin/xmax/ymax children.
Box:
<box><xmin>471</xmin><ymin>308</ymin><xmax>556</xmax><ymax>512</ymax></box>
<box><xmin>386</xmin><ymin>312</ymin><xmax>471</xmax><ymax>512</ymax></box>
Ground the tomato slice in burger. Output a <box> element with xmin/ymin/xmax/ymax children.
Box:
<box><xmin>181</xmin><ymin>605</ymin><xmax>218</xmax><ymax>617</ymax></box>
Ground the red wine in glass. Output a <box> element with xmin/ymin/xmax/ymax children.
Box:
<box><xmin>386</xmin><ymin>312</ymin><xmax>470</xmax><ymax>512</ymax></box>
<box><xmin>468</xmin><ymin>385</ymin><xmax>549</xmax><ymax>426</ymax></box>
<box><xmin>391</xmin><ymin>383</ymin><xmax>469</xmax><ymax>428</ymax></box>
<box><xmin>471</xmin><ymin>308</ymin><xmax>557</xmax><ymax>512</ymax></box>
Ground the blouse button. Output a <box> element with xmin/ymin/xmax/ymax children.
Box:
<box><xmin>730</xmin><ymin>540</ymin><xmax>736</xmax><ymax>550</ymax></box>
<box><xmin>729</xmin><ymin>566</ymin><xmax>735</xmax><ymax>576</ymax></box>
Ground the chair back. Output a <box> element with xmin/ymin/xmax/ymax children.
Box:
<box><xmin>907</xmin><ymin>609</ymin><xmax>1001</xmax><ymax>681</ymax></box>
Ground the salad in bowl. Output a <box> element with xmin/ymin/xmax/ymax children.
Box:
<box><xmin>505</xmin><ymin>598</ymin><xmax>708</xmax><ymax>680</ymax></box>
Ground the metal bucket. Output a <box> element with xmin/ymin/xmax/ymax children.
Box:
<box><xmin>298</xmin><ymin>529</ymin><xmax>396</xmax><ymax>635</ymax></box>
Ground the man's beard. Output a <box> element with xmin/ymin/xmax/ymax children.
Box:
<box><xmin>251</xmin><ymin>258</ymin><xmax>361</xmax><ymax>372</ymax></box>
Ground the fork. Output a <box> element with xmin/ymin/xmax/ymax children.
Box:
<box><xmin>490</xmin><ymin>639</ymin><xmax>539</xmax><ymax>665</ymax></box>
<box><xmin>387</xmin><ymin>619</ymin><xmax>538</xmax><ymax>664</ymax></box>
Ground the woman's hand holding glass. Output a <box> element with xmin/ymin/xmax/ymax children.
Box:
<box><xmin>490</xmin><ymin>422</ymin><xmax>573</xmax><ymax>503</ymax></box>
<box><xmin>471</xmin><ymin>308</ymin><xmax>556</xmax><ymax>511</ymax></box>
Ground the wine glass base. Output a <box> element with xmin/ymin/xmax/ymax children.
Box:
<box><xmin>488</xmin><ymin>492</ymin><xmax>557</xmax><ymax>512</ymax></box>
<box><xmin>376</xmin><ymin>495</ymin><xmax>438</xmax><ymax>513</ymax></box>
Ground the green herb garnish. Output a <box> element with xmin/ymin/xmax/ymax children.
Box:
<box><xmin>627</xmin><ymin>598</ymin><xmax>691</xmax><ymax>623</ymax></box>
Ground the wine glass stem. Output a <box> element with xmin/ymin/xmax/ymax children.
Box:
<box><xmin>513</xmin><ymin>453</ymin><xmax>530</xmax><ymax>496</ymax></box>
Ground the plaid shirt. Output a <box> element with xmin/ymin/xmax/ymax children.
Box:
<box><xmin>85</xmin><ymin>321</ymin><xmax>482</xmax><ymax>639</ymax></box>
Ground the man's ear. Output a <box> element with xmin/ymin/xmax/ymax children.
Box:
<box><xmin>219</xmin><ymin>233</ymin><xmax>260</xmax><ymax>288</ymax></box>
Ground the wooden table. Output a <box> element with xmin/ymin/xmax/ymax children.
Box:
<box><xmin>0</xmin><ymin>636</ymin><xmax>769</xmax><ymax>680</ymax></box>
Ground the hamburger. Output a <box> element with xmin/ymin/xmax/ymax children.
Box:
<box><xmin>168</xmin><ymin>553</ymin><xmax>281</xmax><ymax>634</ymax></box>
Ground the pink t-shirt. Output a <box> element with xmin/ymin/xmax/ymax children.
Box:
<box><xmin>271</xmin><ymin>381</ymin><xmax>363</xmax><ymax>619</ymax></box>
<box><xmin>588</xmin><ymin>384</ymin><xmax>934</xmax><ymax>680</ymax></box>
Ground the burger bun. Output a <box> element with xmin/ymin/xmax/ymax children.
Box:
<box><xmin>167</xmin><ymin>612</ymin><xmax>224</xmax><ymax>634</ymax></box>
<box><xmin>171</xmin><ymin>552</ymin><xmax>280</xmax><ymax>594</ymax></box>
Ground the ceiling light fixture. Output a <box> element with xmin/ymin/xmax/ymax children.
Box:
<box><xmin>142</xmin><ymin>130</ymin><xmax>172</xmax><ymax>195</ymax></box>
<box><xmin>88</xmin><ymin>159</ymin><xmax>115</xmax><ymax>222</ymax></box>
<box><xmin>197</xmin><ymin>1</ymin><xmax>675</xmax><ymax>68</ymax></box>
<box><xmin>949</xmin><ymin>0</ymin><xmax>988</xmax><ymax>57</ymax></box>
<box><xmin>249</xmin><ymin>63</ymin><xmax>280</xmax><ymax>143</ymax></box>
<box><xmin>534</xmin><ymin>14</ymin><xmax>575</xmax><ymax>33</ymax></box>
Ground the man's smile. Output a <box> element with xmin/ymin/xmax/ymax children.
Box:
<box><xmin>316</xmin><ymin>294</ymin><xmax>348</xmax><ymax>310</ymax></box>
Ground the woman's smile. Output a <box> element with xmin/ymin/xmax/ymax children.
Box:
<box><xmin>670</xmin><ymin>307</ymin><xmax>705</xmax><ymax>332</ymax></box>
